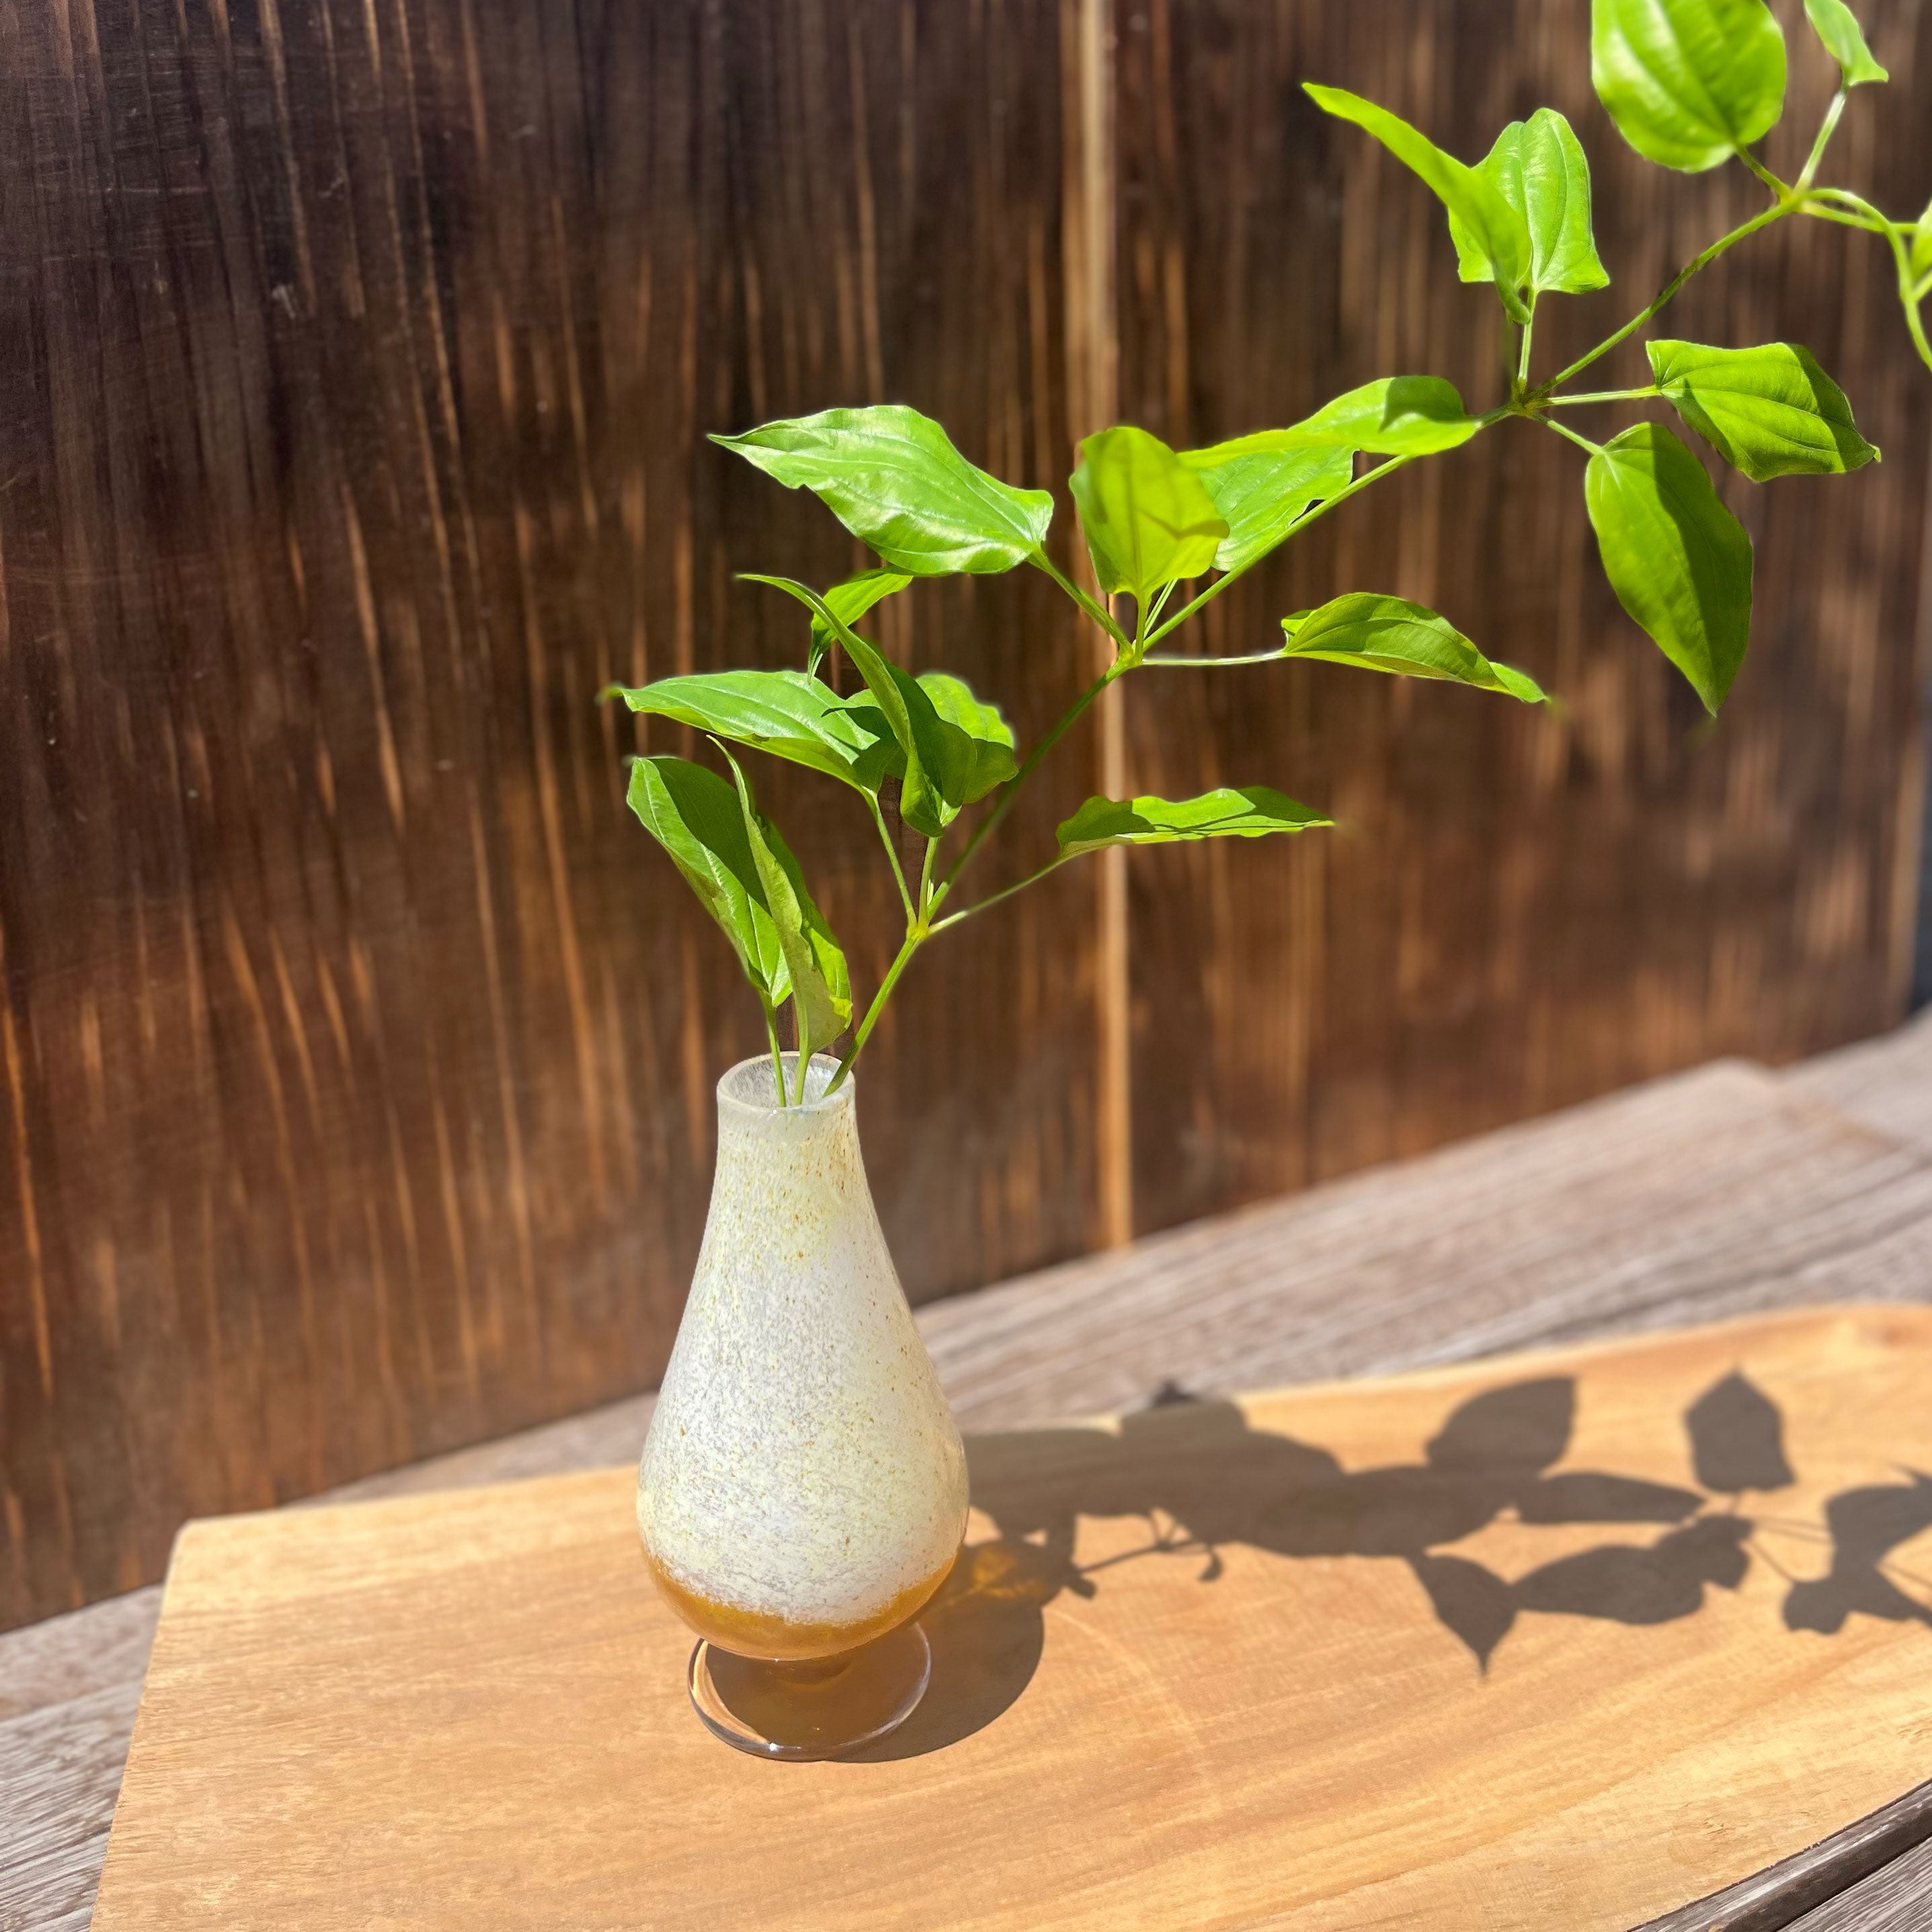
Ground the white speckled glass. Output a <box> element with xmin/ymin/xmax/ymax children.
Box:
<box><xmin>638</xmin><ymin>1054</ymin><xmax>968</xmax><ymax>1712</ymax></box>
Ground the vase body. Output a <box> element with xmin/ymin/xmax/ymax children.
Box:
<box><xmin>637</xmin><ymin>1053</ymin><xmax>969</xmax><ymax>1662</ymax></box>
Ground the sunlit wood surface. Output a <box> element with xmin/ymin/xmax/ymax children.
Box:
<box><xmin>7</xmin><ymin>1013</ymin><xmax>1932</xmax><ymax>1929</ymax></box>
<box><xmin>83</xmin><ymin>1306</ymin><xmax>1932</xmax><ymax>1932</ymax></box>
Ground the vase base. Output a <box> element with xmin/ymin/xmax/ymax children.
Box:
<box><xmin>686</xmin><ymin>1621</ymin><xmax>932</xmax><ymax>1760</ymax></box>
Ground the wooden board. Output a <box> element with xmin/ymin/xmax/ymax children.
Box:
<box><xmin>21</xmin><ymin>1053</ymin><xmax>1932</xmax><ymax>1932</ymax></box>
<box><xmin>93</xmin><ymin>1305</ymin><xmax>1932</xmax><ymax>1931</ymax></box>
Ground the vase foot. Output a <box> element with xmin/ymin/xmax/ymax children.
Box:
<box><xmin>686</xmin><ymin>1621</ymin><xmax>932</xmax><ymax>1761</ymax></box>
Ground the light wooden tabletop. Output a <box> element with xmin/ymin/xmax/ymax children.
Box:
<box><xmin>6</xmin><ymin>1011</ymin><xmax>1932</xmax><ymax>1932</ymax></box>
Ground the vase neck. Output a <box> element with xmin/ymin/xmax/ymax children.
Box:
<box><xmin>711</xmin><ymin>1053</ymin><xmax>869</xmax><ymax>1208</ymax></box>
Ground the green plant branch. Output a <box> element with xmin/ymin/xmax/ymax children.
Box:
<box><xmin>918</xmin><ymin>835</ymin><xmax>940</xmax><ymax>919</ymax></box>
<box><xmin>1816</xmin><ymin>188</ymin><xmax>1932</xmax><ymax>372</ymax></box>
<box><xmin>764</xmin><ymin>1002</ymin><xmax>788</xmax><ymax>1108</ymax></box>
<box><xmin>929</xmin><ymin>852</ymin><xmax>1082</xmax><ymax>932</ymax></box>
<box><xmin>1142</xmin><ymin>647</ymin><xmax>1289</xmax><ymax>668</ymax></box>
<box><xmin>1143</xmin><ymin>452</ymin><xmax>1422</xmax><ymax>651</ymax></box>
<box><xmin>826</xmin><ymin>924</ymin><xmax>924</xmax><ymax>1094</ymax></box>
<box><xmin>936</xmin><ymin>661</ymin><xmax>1119</xmax><ymax>897</ymax></box>
<box><xmin>1797</xmin><ymin>89</ymin><xmax>1847</xmax><ymax>194</ymax></box>
<box><xmin>1543</xmin><ymin>417</ymin><xmax>1606</xmax><ymax>458</ymax></box>
<box><xmin>1539</xmin><ymin>201</ymin><xmax>1794</xmax><ymax>397</ymax></box>
<box><xmin>1736</xmin><ymin>149</ymin><xmax>1787</xmax><ymax>198</ymax></box>
<box><xmin>1544</xmin><ymin>386</ymin><xmax>1660</xmax><ymax>406</ymax></box>
<box><xmin>866</xmin><ymin>791</ymin><xmax>916</xmax><ymax>922</ymax></box>
<box><xmin>726</xmin><ymin>71</ymin><xmax>1932</xmax><ymax>1107</ymax></box>
<box><xmin>1031</xmin><ymin>547</ymin><xmax>1132</xmax><ymax>655</ymax></box>
<box><xmin>1799</xmin><ymin>200</ymin><xmax>1894</xmax><ymax>233</ymax></box>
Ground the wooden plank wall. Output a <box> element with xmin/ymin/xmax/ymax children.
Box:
<box><xmin>0</xmin><ymin>0</ymin><xmax>1106</xmax><ymax>1630</ymax></box>
<box><xmin>1114</xmin><ymin>0</ymin><xmax>1932</xmax><ymax>1227</ymax></box>
<box><xmin>1</xmin><ymin>0</ymin><xmax>1925</xmax><ymax>1630</ymax></box>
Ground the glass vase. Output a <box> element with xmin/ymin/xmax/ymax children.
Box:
<box><xmin>637</xmin><ymin>1052</ymin><xmax>969</xmax><ymax>1759</ymax></box>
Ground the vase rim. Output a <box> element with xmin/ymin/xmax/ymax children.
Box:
<box><xmin>716</xmin><ymin>1051</ymin><xmax>851</xmax><ymax>1119</ymax></box>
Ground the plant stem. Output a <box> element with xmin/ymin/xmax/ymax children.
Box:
<box><xmin>826</xmin><ymin>925</ymin><xmax>924</xmax><ymax>1094</ymax></box>
<box><xmin>1516</xmin><ymin>301</ymin><xmax>1536</xmax><ymax>393</ymax></box>
<box><xmin>1544</xmin><ymin>386</ymin><xmax>1660</xmax><ymax>407</ymax></box>
<box><xmin>1141</xmin><ymin>647</ymin><xmax>1288</xmax><ymax>668</ymax></box>
<box><xmin>764</xmin><ymin>1003</ymin><xmax>788</xmax><ymax>1108</ymax></box>
<box><xmin>1737</xmin><ymin>149</ymin><xmax>1787</xmax><ymax>198</ymax></box>
<box><xmin>918</xmin><ymin>836</ymin><xmax>939</xmax><ymax>918</ymax></box>
<box><xmin>1031</xmin><ymin>548</ymin><xmax>1132</xmax><ymax>655</ymax></box>
<box><xmin>867</xmin><ymin>791</ymin><xmax>916</xmax><ymax>922</ymax></box>
<box><xmin>938</xmin><ymin>663</ymin><xmax>1117</xmax><ymax>895</ymax></box>
<box><xmin>1799</xmin><ymin>200</ymin><xmax>1894</xmax><ymax>233</ymax></box>
<box><xmin>1797</xmin><ymin>89</ymin><xmax>1847</xmax><ymax>194</ymax></box>
<box><xmin>1543</xmin><ymin>417</ymin><xmax>1606</xmax><ymax>458</ymax></box>
<box><xmin>1815</xmin><ymin>188</ymin><xmax>1932</xmax><ymax>373</ymax></box>
<box><xmin>1538</xmin><ymin>201</ymin><xmax>1794</xmax><ymax>396</ymax></box>
<box><xmin>929</xmin><ymin>854</ymin><xmax>1080</xmax><ymax>932</ymax></box>
<box><xmin>1143</xmin><ymin>453</ymin><xmax>1420</xmax><ymax>650</ymax></box>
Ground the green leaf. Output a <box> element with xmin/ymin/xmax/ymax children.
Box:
<box><xmin>622</xmin><ymin>756</ymin><xmax>789</xmax><ymax>1004</ymax></box>
<box><xmin>912</xmin><ymin>673</ymin><xmax>1018</xmax><ymax>806</ymax></box>
<box><xmin>1591</xmin><ymin>0</ymin><xmax>1786</xmax><ymax>172</ymax></box>
<box><xmin>1646</xmin><ymin>339</ymin><xmax>1879</xmax><ymax>480</ymax></box>
<box><xmin>741</xmin><ymin>573</ymin><xmax>930</xmax><ymax>811</ymax></box>
<box><xmin>838</xmin><ymin>668</ymin><xmax>1018</xmax><ymax>834</ymax></box>
<box><xmin>1069</xmin><ymin>426</ymin><xmax>1229</xmax><ymax>600</ymax></box>
<box><xmin>1583</xmin><ymin>423</ymin><xmax>1754</xmax><ymax>713</ymax></box>
<box><xmin>809</xmin><ymin>567</ymin><xmax>912</xmax><ymax>676</ymax></box>
<box><xmin>1176</xmin><ymin>441</ymin><xmax>1353</xmax><ymax>572</ymax></box>
<box><xmin>713</xmin><ymin>405</ymin><xmax>1054</xmax><ymax>575</ymax></box>
<box><xmin>720</xmin><ymin>750</ymin><xmax>851</xmax><ymax>1058</ymax></box>
<box><xmin>1274</xmin><ymin>376</ymin><xmax>1482</xmax><ymax>457</ymax></box>
<box><xmin>1279</xmin><ymin>593</ymin><xmax>1547</xmax><ymax>701</ymax></box>
<box><xmin>600</xmin><ymin>668</ymin><xmax>896</xmax><ymax>793</ymax></box>
<box><xmin>1057</xmin><ymin>786</ymin><xmax>1332</xmax><ymax>860</ymax></box>
<box><xmin>740</xmin><ymin>573</ymin><xmax>1015</xmax><ymax>838</ymax></box>
<box><xmin>1448</xmin><ymin>110</ymin><xmax>1610</xmax><ymax>295</ymax></box>
<box><xmin>1305</xmin><ymin>84</ymin><xmax>1533</xmax><ymax>321</ymax></box>
<box><xmin>1802</xmin><ymin>0</ymin><xmax>1886</xmax><ymax>85</ymax></box>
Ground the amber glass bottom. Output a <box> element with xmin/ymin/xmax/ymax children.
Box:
<box><xmin>687</xmin><ymin>1621</ymin><xmax>931</xmax><ymax>1760</ymax></box>
<box><xmin>645</xmin><ymin>1549</ymin><xmax>953</xmax><ymax>1661</ymax></box>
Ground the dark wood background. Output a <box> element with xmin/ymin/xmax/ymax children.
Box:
<box><xmin>2</xmin><ymin>0</ymin><xmax>1927</xmax><ymax>1631</ymax></box>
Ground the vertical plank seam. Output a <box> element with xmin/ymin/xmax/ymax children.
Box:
<box><xmin>1068</xmin><ymin>0</ymin><xmax>1129</xmax><ymax>1248</ymax></box>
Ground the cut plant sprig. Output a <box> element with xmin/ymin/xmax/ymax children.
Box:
<box><xmin>604</xmin><ymin>0</ymin><xmax>1921</xmax><ymax>1100</ymax></box>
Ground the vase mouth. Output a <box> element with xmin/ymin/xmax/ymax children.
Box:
<box><xmin>717</xmin><ymin>1052</ymin><xmax>851</xmax><ymax>1120</ymax></box>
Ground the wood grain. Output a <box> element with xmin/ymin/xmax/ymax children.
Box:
<box><xmin>1784</xmin><ymin>1834</ymin><xmax>1932</xmax><ymax>1931</ymax></box>
<box><xmin>1640</xmin><ymin>1779</ymin><xmax>1932</xmax><ymax>1932</ymax></box>
<box><xmin>0</xmin><ymin>0</ymin><xmax>1106</xmax><ymax>1634</ymax></box>
<box><xmin>13</xmin><ymin>1047</ymin><xmax>1932</xmax><ymax>1931</ymax></box>
<box><xmin>87</xmin><ymin>1305</ymin><xmax>1932</xmax><ymax>1931</ymax></box>
<box><xmin>1111</xmin><ymin>0</ymin><xmax>1932</xmax><ymax>1231</ymax></box>
<box><xmin>1787</xmin><ymin>1005</ymin><xmax>1932</xmax><ymax>1156</ymax></box>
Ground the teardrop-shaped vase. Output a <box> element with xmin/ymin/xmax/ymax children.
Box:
<box><xmin>638</xmin><ymin>1053</ymin><xmax>969</xmax><ymax>1716</ymax></box>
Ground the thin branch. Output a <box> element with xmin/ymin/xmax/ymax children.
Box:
<box><xmin>929</xmin><ymin>853</ymin><xmax>1082</xmax><ymax>932</ymax></box>
<box><xmin>1031</xmin><ymin>547</ymin><xmax>1131</xmax><ymax>655</ymax></box>
<box><xmin>1544</xmin><ymin>387</ymin><xmax>1660</xmax><ymax>407</ymax></box>
<box><xmin>936</xmin><ymin>663</ymin><xmax>1117</xmax><ymax>897</ymax></box>
<box><xmin>1538</xmin><ymin>201</ymin><xmax>1794</xmax><ymax>395</ymax></box>
<box><xmin>1737</xmin><ymin>149</ymin><xmax>1787</xmax><ymax>198</ymax></box>
<box><xmin>1543</xmin><ymin>417</ymin><xmax>1606</xmax><ymax>458</ymax></box>
<box><xmin>1141</xmin><ymin>647</ymin><xmax>1289</xmax><ymax>668</ymax></box>
<box><xmin>866</xmin><ymin>791</ymin><xmax>916</xmax><ymax>922</ymax></box>
<box><xmin>1143</xmin><ymin>452</ymin><xmax>1422</xmax><ymax>651</ymax></box>
<box><xmin>1797</xmin><ymin>88</ymin><xmax>1847</xmax><ymax>193</ymax></box>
